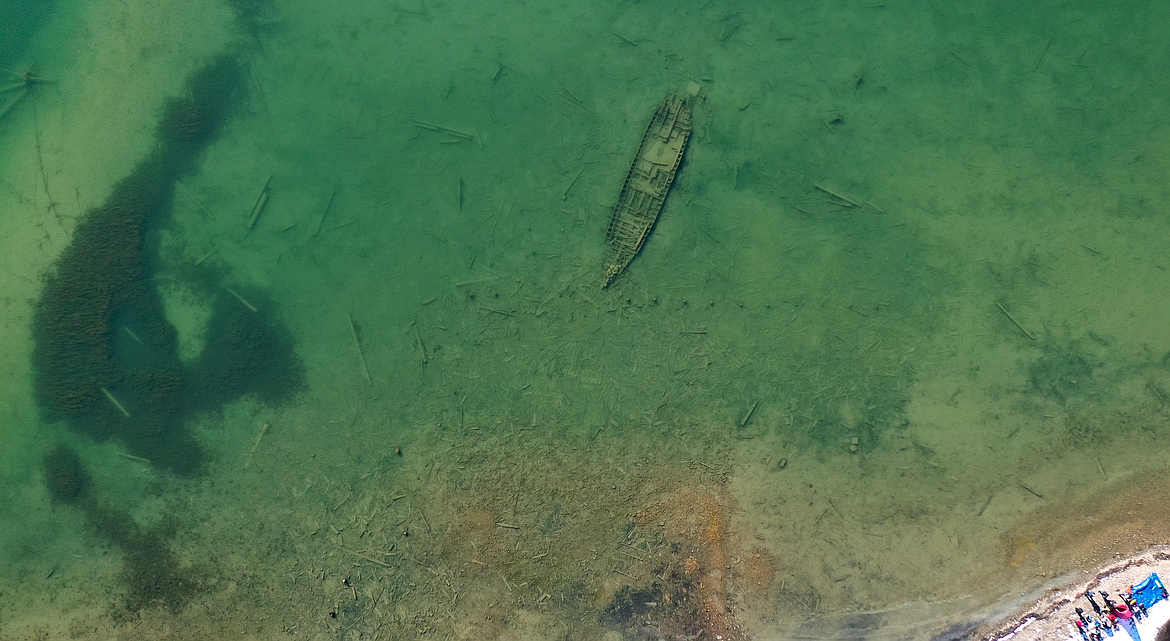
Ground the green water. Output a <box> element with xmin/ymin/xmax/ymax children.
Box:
<box><xmin>3</xmin><ymin>0</ymin><xmax>1170</xmax><ymax>638</ymax></box>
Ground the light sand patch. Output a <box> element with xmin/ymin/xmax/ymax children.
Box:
<box><xmin>159</xmin><ymin>281</ymin><xmax>213</xmax><ymax>364</ymax></box>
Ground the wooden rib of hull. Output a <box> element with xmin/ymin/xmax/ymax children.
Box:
<box><xmin>603</xmin><ymin>93</ymin><xmax>692</xmax><ymax>288</ymax></box>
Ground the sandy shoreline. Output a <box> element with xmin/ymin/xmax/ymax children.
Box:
<box><xmin>980</xmin><ymin>545</ymin><xmax>1170</xmax><ymax>640</ymax></box>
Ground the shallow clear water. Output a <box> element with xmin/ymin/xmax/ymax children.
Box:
<box><xmin>3</xmin><ymin>0</ymin><xmax>1170</xmax><ymax>638</ymax></box>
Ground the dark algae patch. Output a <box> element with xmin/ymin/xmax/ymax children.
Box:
<box><xmin>192</xmin><ymin>286</ymin><xmax>303</xmax><ymax>407</ymax></box>
<box><xmin>43</xmin><ymin>445</ymin><xmax>203</xmax><ymax>616</ymax></box>
<box><xmin>32</xmin><ymin>56</ymin><xmax>303</xmax><ymax>616</ymax></box>
<box><xmin>43</xmin><ymin>444</ymin><xmax>92</xmax><ymax>507</ymax></box>
<box><xmin>31</xmin><ymin>157</ymin><xmax>204</xmax><ymax>474</ymax></box>
<box><xmin>156</xmin><ymin>56</ymin><xmax>243</xmax><ymax>172</ymax></box>
<box><xmin>31</xmin><ymin>54</ymin><xmax>304</xmax><ymax>476</ymax></box>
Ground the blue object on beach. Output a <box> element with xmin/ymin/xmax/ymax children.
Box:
<box><xmin>1131</xmin><ymin>573</ymin><xmax>1167</xmax><ymax>610</ymax></box>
